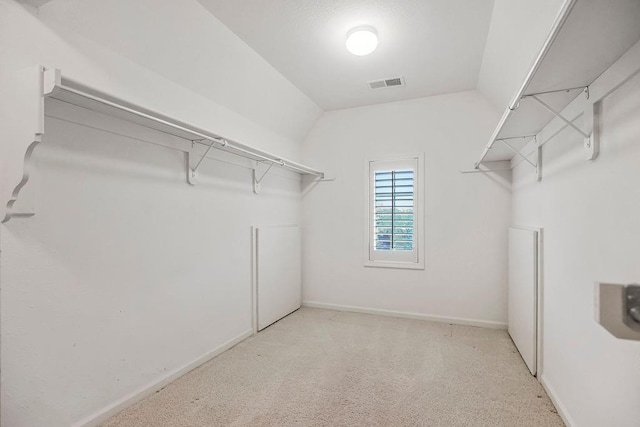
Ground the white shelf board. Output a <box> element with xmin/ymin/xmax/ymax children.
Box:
<box><xmin>480</xmin><ymin>0</ymin><xmax>640</xmax><ymax>164</ymax></box>
<box><xmin>524</xmin><ymin>0</ymin><xmax>640</xmax><ymax>96</ymax></box>
<box><xmin>49</xmin><ymin>75</ymin><xmax>324</xmax><ymax>177</ymax></box>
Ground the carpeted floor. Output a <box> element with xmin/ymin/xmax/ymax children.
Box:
<box><xmin>103</xmin><ymin>308</ymin><xmax>563</xmax><ymax>426</ymax></box>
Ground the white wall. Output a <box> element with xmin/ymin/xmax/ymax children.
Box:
<box><xmin>301</xmin><ymin>91</ymin><xmax>511</xmax><ymax>327</ymax></box>
<box><xmin>511</xmin><ymin>65</ymin><xmax>640</xmax><ymax>426</ymax></box>
<box><xmin>0</xmin><ymin>1</ymin><xmax>316</xmax><ymax>425</ymax></box>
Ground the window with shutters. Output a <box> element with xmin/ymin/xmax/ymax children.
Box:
<box><xmin>364</xmin><ymin>154</ymin><xmax>424</xmax><ymax>269</ymax></box>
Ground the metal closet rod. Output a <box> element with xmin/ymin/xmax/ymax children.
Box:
<box><xmin>55</xmin><ymin>82</ymin><xmax>325</xmax><ymax>178</ymax></box>
<box><xmin>474</xmin><ymin>0</ymin><xmax>577</xmax><ymax>169</ymax></box>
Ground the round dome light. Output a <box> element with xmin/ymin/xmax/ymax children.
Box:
<box><xmin>345</xmin><ymin>26</ymin><xmax>378</xmax><ymax>56</ymax></box>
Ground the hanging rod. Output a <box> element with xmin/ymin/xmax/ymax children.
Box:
<box><xmin>474</xmin><ymin>0</ymin><xmax>577</xmax><ymax>169</ymax></box>
<box><xmin>45</xmin><ymin>69</ymin><xmax>325</xmax><ymax>180</ymax></box>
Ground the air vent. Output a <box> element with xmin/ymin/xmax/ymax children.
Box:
<box><xmin>368</xmin><ymin>76</ymin><xmax>405</xmax><ymax>90</ymax></box>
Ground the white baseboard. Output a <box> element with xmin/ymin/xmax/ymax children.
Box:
<box><xmin>540</xmin><ymin>374</ymin><xmax>575</xmax><ymax>427</ymax></box>
<box><xmin>302</xmin><ymin>301</ymin><xmax>507</xmax><ymax>330</ymax></box>
<box><xmin>73</xmin><ymin>329</ymin><xmax>253</xmax><ymax>427</ymax></box>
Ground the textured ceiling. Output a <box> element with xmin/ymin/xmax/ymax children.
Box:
<box><xmin>199</xmin><ymin>0</ymin><xmax>495</xmax><ymax>111</ymax></box>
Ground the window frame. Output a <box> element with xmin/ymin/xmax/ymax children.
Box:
<box><xmin>364</xmin><ymin>153</ymin><xmax>425</xmax><ymax>270</ymax></box>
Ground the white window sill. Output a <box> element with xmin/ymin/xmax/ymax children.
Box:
<box><xmin>364</xmin><ymin>260</ymin><xmax>425</xmax><ymax>270</ymax></box>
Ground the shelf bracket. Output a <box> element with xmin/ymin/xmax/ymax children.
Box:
<box><xmin>536</xmin><ymin>145</ymin><xmax>543</xmax><ymax>182</ymax></box>
<box><xmin>252</xmin><ymin>160</ymin><xmax>282</xmax><ymax>194</ymax></box>
<box><xmin>2</xmin><ymin>66</ymin><xmax>55</xmax><ymax>223</ymax></box>
<box><xmin>498</xmin><ymin>139</ymin><xmax>537</xmax><ymax>168</ymax></box>
<box><xmin>583</xmin><ymin>101</ymin><xmax>599</xmax><ymax>160</ymax></box>
<box><xmin>187</xmin><ymin>138</ymin><xmax>227</xmax><ymax>185</ymax></box>
<box><xmin>531</xmin><ymin>95</ymin><xmax>589</xmax><ymax>138</ymax></box>
<box><xmin>494</xmin><ymin>136</ymin><xmax>543</xmax><ymax>181</ymax></box>
<box><xmin>531</xmin><ymin>94</ymin><xmax>597</xmax><ymax>160</ymax></box>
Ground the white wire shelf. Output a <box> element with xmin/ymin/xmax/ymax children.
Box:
<box><xmin>45</xmin><ymin>69</ymin><xmax>325</xmax><ymax>181</ymax></box>
<box><xmin>2</xmin><ymin>67</ymin><xmax>327</xmax><ymax>223</ymax></box>
<box><xmin>473</xmin><ymin>0</ymin><xmax>640</xmax><ymax>179</ymax></box>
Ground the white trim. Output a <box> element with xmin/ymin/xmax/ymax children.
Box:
<box><xmin>73</xmin><ymin>329</ymin><xmax>253</xmax><ymax>427</ymax></box>
<box><xmin>362</xmin><ymin>259</ymin><xmax>425</xmax><ymax>270</ymax></box>
<box><xmin>536</xmin><ymin>228</ymin><xmax>544</xmax><ymax>378</ymax></box>
<box><xmin>251</xmin><ymin>226</ymin><xmax>259</xmax><ymax>334</ymax></box>
<box><xmin>364</xmin><ymin>153</ymin><xmax>425</xmax><ymax>270</ymax></box>
<box><xmin>509</xmin><ymin>225</ymin><xmax>544</xmax><ymax>377</ymax></box>
<box><xmin>541</xmin><ymin>374</ymin><xmax>576</xmax><ymax>427</ymax></box>
<box><xmin>302</xmin><ymin>301</ymin><xmax>507</xmax><ymax>330</ymax></box>
<box><xmin>251</xmin><ymin>224</ymin><xmax>302</xmax><ymax>332</ymax></box>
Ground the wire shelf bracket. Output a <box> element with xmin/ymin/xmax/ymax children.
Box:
<box><xmin>252</xmin><ymin>161</ymin><xmax>278</xmax><ymax>194</ymax></box>
<box><xmin>530</xmin><ymin>94</ymin><xmax>598</xmax><ymax>161</ymax></box>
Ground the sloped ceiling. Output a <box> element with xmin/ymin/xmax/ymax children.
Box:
<box><xmin>198</xmin><ymin>0</ymin><xmax>495</xmax><ymax>111</ymax></box>
<box><xmin>34</xmin><ymin>0</ymin><xmax>322</xmax><ymax>142</ymax></box>
<box><xmin>477</xmin><ymin>0</ymin><xmax>567</xmax><ymax>109</ymax></box>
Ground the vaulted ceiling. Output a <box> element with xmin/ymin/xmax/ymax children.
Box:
<box><xmin>198</xmin><ymin>0</ymin><xmax>495</xmax><ymax>111</ymax></box>
<box><xmin>27</xmin><ymin>0</ymin><xmax>640</xmax><ymax>142</ymax></box>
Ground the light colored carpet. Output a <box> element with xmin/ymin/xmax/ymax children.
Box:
<box><xmin>103</xmin><ymin>308</ymin><xmax>563</xmax><ymax>426</ymax></box>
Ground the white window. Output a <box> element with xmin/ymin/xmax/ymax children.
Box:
<box><xmin>364</xmin><ymin>154</ymin><xmax>424</xmax><ymax>269</ymax></box>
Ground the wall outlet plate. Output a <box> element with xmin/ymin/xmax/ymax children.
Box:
<box><xmin>595</xmin><ymin>283</ymin><xmax>640</xmax><ymax>340</ymax></box>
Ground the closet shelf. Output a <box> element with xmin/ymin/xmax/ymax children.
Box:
<box><xmin>45</xmin><ymin>69</ymin><xmax>325</xmax><ymax>182</ymax></box>
<box><xmin>472</xmin><ymin>0</ymin><xmax>640</xmax><ymax>179</ymax></box>
<box><xmin>2</xmin><ymin>67</ymin><xmax>326</xmax><ymax>223</ymax></box>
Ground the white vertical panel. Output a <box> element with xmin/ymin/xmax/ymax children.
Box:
<box><xmin>508</xmin><ymin>227</ymin><xmax>538</xmax><ymax>375</ymax></box>
<box><xmin>255</xmin><ymin>225</ymin><xmax>301</xmax><ymax>331</ymax></box>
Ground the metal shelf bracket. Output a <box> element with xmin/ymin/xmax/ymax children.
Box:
<box><xmin>530</xmin><ymin>93</ymin><xmax>598</xmax><ymax>160</ymax></box>
<box><xmin>187</xmin><ymin>138</ymin><xmax>227</xmax><ymax>185</ymax></box>
<box><xmin>494</xmin><ymin>136</ymin><xmax>543</xmax><ymax>181</ymax></box>
<box><xmin>536</xmin><ymin>145</ymin><xmax>543</xmax><ymax>181</ymax></box>
<box><xmin>499</xmin><ymin>139</ymin><xmax>536</xmax><ymax>168</ymax></box>
<box><xmin>252</xmin><ymin>160</ymin><xmax>283</xmax><ymax>194</ymax></box>
<box><xmin>583</xmin><ymin>101</ymin><xmax>599</xmax><ymax>160</ymax></box>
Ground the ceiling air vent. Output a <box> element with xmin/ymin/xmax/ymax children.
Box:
<box><xmin>368</xmin><ymin>76</ymin><xmax>405</xmax><ymax>90</ymax></box>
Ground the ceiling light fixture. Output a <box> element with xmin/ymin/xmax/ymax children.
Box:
<box><xmin>346</xmin><ymin>26</ymin><xmax>378</xmax><ymax>56</ymax></box>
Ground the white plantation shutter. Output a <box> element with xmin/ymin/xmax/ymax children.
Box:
<box><xmin>367</xmin><ymin>156</ymin><xmax>422</xmax><ymax>266</ymax></box>
<box><xmin>374</xmin><ymin>170</ymin><xmax>414</xmax><ymax>251</ymax></box>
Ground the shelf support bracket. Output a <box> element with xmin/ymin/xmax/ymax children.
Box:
<box><xmin>2</xmin><ymin>66</ymin><xmax>57</xmax><ymax>223</ymax></box>
<box><xmin>583</xmin><ymin>101</ymin><xmax>599</xmax><ymax>160</ymax></box>
<box><xmin>495</xmin><ymin>136</ymin><xmax>543</xmax><ymax>180</ymax></box>
<box><xmin>498</xmin><ymin>139</ymin><xmax>537</xmax><ymax>168</ymax></box>
<box><xmin>252</xmin><ymin>160</ymin><xmax>282</xmax><ymax>194</ymax></box>
<box><xmin>531</xmin><ymin>95</ymin><xmax>589</xmax><ymax>138</ymax></box>
<box><xmin>536</xmin><ymin>144</ymin><xmax>543</xmax><ymax>182</ymax></box>
<box><xmin>531</xmin><ymin>94</ymin><xmax>597</xmax><ymax>160</ymax></box>
<box><xmin>187</xmin><ymin>138</ymin><xmax>227</xmax><ymax>185</ymax></box>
